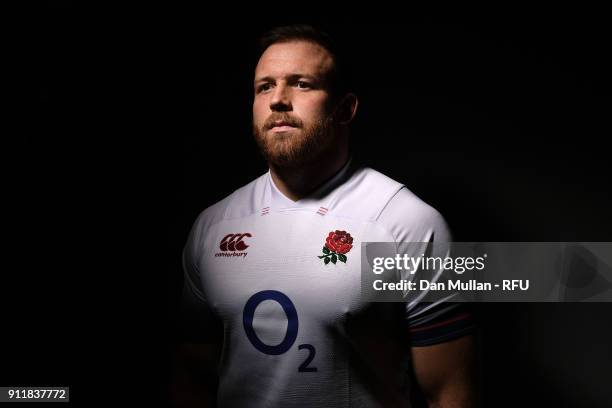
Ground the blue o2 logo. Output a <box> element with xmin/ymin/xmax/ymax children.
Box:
<box><xmin>243</xmin><ymin>290</ymin><xmax>317</xmax><ymax>372</ymax></box>
<box><xmin>243</xmin><ymin>290</ymin><xmax>298</xmax><ymax>355</ymax></box>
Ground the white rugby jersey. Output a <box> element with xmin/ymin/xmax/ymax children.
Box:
<box><xmin>182</xmin><ymin>158</ymin><xmax>474</xmax><ymax>407</ymax></box>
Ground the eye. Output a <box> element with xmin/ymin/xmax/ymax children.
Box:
<box><xmin>296</xmin><ymin>81</ymin><xmax>310</xmax><ymax>89</ymax></box>
<box><xmin>257</xmin><ymin>83</ymin><xmax>273</xmax><ymax>93</ymax></box>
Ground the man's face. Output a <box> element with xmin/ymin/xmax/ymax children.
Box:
<box><xmin>253</xmin><ymin>40</ymin><xmax>338</xmax><ymax>168</ymax></box>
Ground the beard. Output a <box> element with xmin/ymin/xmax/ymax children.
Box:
<box><xmin>252</xmin><ymin>112</ymin><xmax>336</xmax><ymax>169</ymax></box>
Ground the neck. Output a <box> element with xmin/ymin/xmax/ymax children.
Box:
<box><xmin>269</xmin><ymin>147</ymin><xmax>349</xmax><ymax>202</ymax></box>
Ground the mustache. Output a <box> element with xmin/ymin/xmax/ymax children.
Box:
<box><xmin>263</xmin><ymin>113</ymin><xmax>303</xmax><ymax>130</ymax></box>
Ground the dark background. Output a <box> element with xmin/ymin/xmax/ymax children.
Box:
<box><xmin>11</xmin><ymin>3</ymin><xmax>611</xmax><ymax>407</ymax></box>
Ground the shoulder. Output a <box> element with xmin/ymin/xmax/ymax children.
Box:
<box><xmin>365</xmin><ymin>170</ymin><xmax>451</xmax><ymax>243</ymax></box>
<box><xmin>187</xmin><ymin>172</ymin><xmax>268</xmax><ymax>243</ymax></box>
<box><xmin>332</xmin><ymin>166</ymin><xmax>404</xmax><ymax>221</ymax></box>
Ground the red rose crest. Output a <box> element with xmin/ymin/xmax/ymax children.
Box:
<box><xmin>318</xmin><ymin>230</ymin><xmax>353</xmax><ymax>265</ymax></box>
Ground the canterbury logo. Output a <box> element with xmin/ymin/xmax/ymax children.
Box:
<box><xmin>219</xmin><ymin>233</ymin><xmax>252</xmax><ymax>252</ymax></box>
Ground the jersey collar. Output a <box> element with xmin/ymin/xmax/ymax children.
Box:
<box><xmin>265</xmin><ymin>157</ymin><xmax>355</xmax><ymax>214</ymax></box>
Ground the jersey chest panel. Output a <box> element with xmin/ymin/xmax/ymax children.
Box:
<box><xmin>197</xmin><ymin>211</ymin><xmax>408</xmax><ymax>407</ymax></box>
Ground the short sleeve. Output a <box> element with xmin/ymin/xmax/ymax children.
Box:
<box><xmin>179</xmin><ymin>214</ymin><xmax>223</xmax><ymax>343</ymax></box>
<box><xmin>406</xmin><ymin>302</ymin><xmax>477</xmax><ymax>347</ymax></box>
<box><xmin>377</xmin><ymin>187</ymin><xmax>477</xmax><ymax>347</ymax></box>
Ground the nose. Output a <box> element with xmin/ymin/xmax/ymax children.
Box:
<box><xmin>269</xmin><ymin>83</ymin><xmax>292</xmax><ymax>112</ymax></box>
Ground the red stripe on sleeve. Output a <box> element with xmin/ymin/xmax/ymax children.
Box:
<box><xmin>409</xmin><ymin>313</ymin><xmax>471</xmax><ymax>333</ymax></box>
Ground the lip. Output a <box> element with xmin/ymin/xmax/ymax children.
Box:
<box><xmin>270</xmin><ymin>125</ymin><xmax>297</xmax><ymax>132</ymax></box>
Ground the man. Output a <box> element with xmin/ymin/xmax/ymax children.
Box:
<box><xmin>178</xmin><ymin>25</ymin><xmax>476</xmax><ymax>407</ymax></box>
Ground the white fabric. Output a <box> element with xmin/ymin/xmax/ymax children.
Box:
<box><xmin>183</xmin><ymin>160</ymin><xmax>452</xmax><ymax>407</ymax></box>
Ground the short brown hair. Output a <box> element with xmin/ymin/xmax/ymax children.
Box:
<box><xmin>256</xmin><ymin>24</ymin><xmax>353</xmax><ymax>98</ymax></box>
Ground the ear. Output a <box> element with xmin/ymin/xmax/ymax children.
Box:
<box><xmin>334</xmin><ymin>93</ymin><xmax>359</xmax><ymax>125</ymax></box>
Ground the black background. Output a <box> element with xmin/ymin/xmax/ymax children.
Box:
<box><xmin>10</xmin><ymin>3</ymin><xmax>611</xmax><ymax>407</ymax></box>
